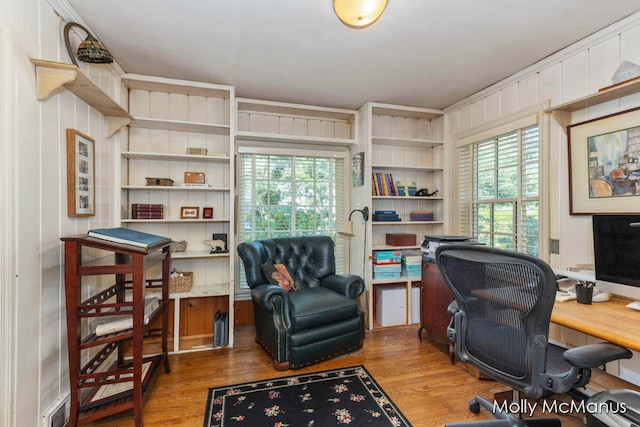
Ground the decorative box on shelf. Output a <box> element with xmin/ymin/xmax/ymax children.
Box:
<box><xmin>169</xmin><ymin>271</ymin><xmax>193</xmax><ymax>293</ymax></box>
<box><xmin>187</xmin><ymin>147</ymin><xmax>208</xmax><ymax>155</ymax></box>
<box><xmin>184</xmin><ymin>172</ymin><xmax>205</xmax><ymax>184</ymax></box>
<box><xmin>386</xmin><ymin>233</ymin><xmax>416</xmax><ymax>246</ymax></box>
<box><xmin>373</xmin><ymin>263</ymin><xmax>401</xmax><ymax>279</ymax></box>
<box><xmin>145</xmin><ymin>177</ymin><xmax>174</xmax><ymax>186</ymax></box>
<box><xmin>410</xmin><ymin>210</ymin><xmax>434</xmax><ymax>221</ymax></box>
<box><xmin>372</xmin><ymin>250</ymin><xmax>402</xmax><ymax>263</ymax></box>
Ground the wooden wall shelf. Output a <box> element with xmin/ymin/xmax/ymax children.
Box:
<box><xmin>30</xmin><ymin>59</ymin><xmax>132</xmax><ymax>137</ymax></box>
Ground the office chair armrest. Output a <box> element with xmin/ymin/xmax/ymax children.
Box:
<box><xmin>563</xmin><ymin>342</ymin><xmax>632</xmax><ymax>368</ymax></box>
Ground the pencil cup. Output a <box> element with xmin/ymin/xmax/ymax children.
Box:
<box><xmin>575</xmin><ymin>284</ymin><xmax>593</xmax><ymax>304</ymax></box>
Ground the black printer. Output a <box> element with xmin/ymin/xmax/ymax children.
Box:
<box><xmin>420</xmin><ymin>235</ymin><xmax>480</xmax><ymax>262</ymax></box>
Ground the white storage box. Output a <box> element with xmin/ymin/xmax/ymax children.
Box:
<box><xmin>375</xmin><ymin>285</ymin><xmax>406</xmax><ymax>326</ymax></box>
<box><xmin>411</xmin><ymin>286</ymin><xmax>421</xmax><ymax>324</ymax></box>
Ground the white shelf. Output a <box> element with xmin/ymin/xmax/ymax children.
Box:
<box><xmin>543</xmin><ymin>77</ymin><xmax>640</xmax><ymax>129</ymax></box>
<box><xmin>372</xmin><ymin>245</ymin><xmax>421</xmax><ymax>251</ymax></box>
<box><xmin>372</xmin><ymin>164</ymin><xmax>442</xmax><ymax>172</ymax></box>
<box><xmin>169</xmin><ymin>286</ymin><xmax>231</xmax><ymax>299</ymax></box>
<box><xmin>122</xmin><ymin>219</ymin><xmax>229</xmax><ymax>224</ymax></box>
<box><xmin>122</xmin><ymin>151</ymin><xmax>230</xmax><ymax>163</ymax></box>
<box><xmin>30</xmin><ymin>59</ymin><xmax>132</xmax><ymax>137</ymax></box>
<box><xmin>122</xmin><ymin>185</ymin><xmax>230</xmax><ymax>192</ymax></box>
<box><xmin>129</xmin><ymin>117</ymin><xmax>230</xmax><ymax>134</ymax></box>
<box><xmin>372</xmin><ymin>221</ymin><xmax>444</xmax><ymax>225</ymax></box>
<box><xmin>372</xmin><ymin>277</ymin><xmax>421</xmax><ymax>285</ymax></box>
<box><xmin>372</xmin><ymin>196</ymin><xmax>443</xmax><ymax>200</ymax></box>
<box><xmin>235</xmin><ymin>130</ymin><xmax>356</xmax><ymax>146</ymax></box>
<box><xmin>372</xmin><ymin>136</ymin><xmax>442</xmax><ymax>148</ymax></box>
<box><xmin>171</xmin><ymin>251</ymin><xmax>230</xmax><ymax>259</ymax></box>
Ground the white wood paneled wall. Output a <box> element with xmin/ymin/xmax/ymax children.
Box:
<box><xmin>446</xmin><ymin>12</ymin><xmax>640</xmax><ymax>385</ymax></box>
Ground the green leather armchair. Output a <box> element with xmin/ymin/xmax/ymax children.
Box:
<box><xmin>237</xmin><ymin>236</ymin><xmax>365</xmax><ymax>370</ymax></box>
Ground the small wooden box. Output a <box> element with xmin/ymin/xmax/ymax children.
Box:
<box><xmin>145</xmin><ymin>177</ymin><xmax>174</xmax><ymax>186</ymax></box>
<box><xmin>386</xmin><ymin>233</ymin><xmax>417</xmax><ymax>246</ymax></box>
<box><xmin>187</xmin><ymin>147</ymin><xmax>208</xmax><ymax>155</ymax></box>
<box><xmin>184</xmin><ymin>172</ymin><xmax>205</xmax><ymax>184</ymax></box>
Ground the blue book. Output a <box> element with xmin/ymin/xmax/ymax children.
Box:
<box><xmin>375</xmin><ymin>210</ymin><xmax>396</xmax><ymax>214</ymax></box>
<box><xmin>88</xmin><ymin>227</ymin><xmax>169</xmax><ymax>249</ymax></box>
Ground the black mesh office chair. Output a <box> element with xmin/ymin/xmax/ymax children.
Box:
<box><xmin>437</xmin><ymin>245</ymin><xmax>632</xmax><ymax>427</ymax></box>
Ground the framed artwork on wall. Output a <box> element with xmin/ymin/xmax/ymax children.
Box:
<box><xmin>568</xmin><ymin>106</ymin><xmax>640</xmax><ymax>214</ymax></box>
<box><xmin>67</xmin><ymin>129</ymin><xmax>95</xmax><ymax>217</ymax></box>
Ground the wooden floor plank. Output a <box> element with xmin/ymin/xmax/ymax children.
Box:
<box><xmin>83</xmin><ymin>325</ymin><xmax>587</xmax><ymax>427</ymax></box>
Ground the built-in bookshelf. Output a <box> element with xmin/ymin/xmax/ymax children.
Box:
<box><xmin>120</xmin><ymin>74</ymin><xmax>235</xmax><ymax>351</ymax></box>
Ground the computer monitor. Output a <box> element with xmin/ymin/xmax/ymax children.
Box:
<box><xmin>593</xmin><ymin>214</ymin><xmax>640</xmax><ymax>288</ymax></box>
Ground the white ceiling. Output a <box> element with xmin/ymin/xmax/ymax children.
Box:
<box><xmin>67</xmin><ymin>1</ymin><xmax>640</xmax><ymax>110</ymax></box>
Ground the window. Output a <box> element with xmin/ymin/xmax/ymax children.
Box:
<box><xmin>236</xmin><ymin>150</ymin><xmax>346</xmax><ymax>292</ymax></box>
<box><xmin>458</xmin><ymin>125</ymin><xmax>540</xmax><ymax>256</ymax></box>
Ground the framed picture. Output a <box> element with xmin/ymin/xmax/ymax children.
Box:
<box><xmin>180</xmin><ymin>206</ymin><xmax>199</xmax><ymax>219</ymax></box>
<box><xmin>568</xmin><ymin>107</ymin><xmax>640</xmax><ymax>214</ymax></box>
<box><xmin>352</xmin><ymin>152</ymin><xmax>364</xmax><ymax>186</ymax></box>
<box><xmin>202</xmin><ymin>207</ymin><xmax>214</xmax><ymax>219</ymax></box>
<box><xmin>66</xmin><ymin>129</ymin><xmax>95</xmax><ymax>217</ymax></box>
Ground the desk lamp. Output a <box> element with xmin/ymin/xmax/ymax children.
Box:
<box><xmin>339</xmin><ymin>207</ymin><xmax>369</xmax><ymax>237</ymax></box>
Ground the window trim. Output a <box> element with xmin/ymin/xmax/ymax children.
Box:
<box><xmin>453</xmin><ymin>103</ymin><xmax>550</xmax><ymax>260</ymax></box>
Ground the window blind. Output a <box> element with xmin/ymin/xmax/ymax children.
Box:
<box><xmin>458</xmin><ymin>125</ymin><xmax>540</xmax><ymax>256</ymax></box>
<box><xmin>236</xmin><ymin>152</ymin><xmax>346</xmax><ymax>292</ymax></box>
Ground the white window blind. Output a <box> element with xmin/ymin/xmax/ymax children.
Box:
<box><xmin>236</xmin><ymin>152</ymin><xmax>346</xmax><ymax>291</ymax></box>
<box><xmin>458</xmin><ymin>125</ymin><xmax>540</xmax><ymax>256</ymax></box>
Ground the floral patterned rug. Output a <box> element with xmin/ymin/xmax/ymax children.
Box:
<box><xmin>203</xmin><ymin>365</ymin><xmax>412</xmax><ymax>426</ymax></box>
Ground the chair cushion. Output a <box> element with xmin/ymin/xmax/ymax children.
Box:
<box><xmin>288</xmin><ymin>287</ymin><xmax>359</xmax><ymax>331</ymax></box>
<box><xmin>261</xmin><ymin>263</ymin><xmax>298</xmax><ymax>292</ymax></box>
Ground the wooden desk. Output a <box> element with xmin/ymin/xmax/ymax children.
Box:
<box><xmin>551</xmin><ymin>295</ymin><xmax>640</xmax><ymax>352</ymax></box>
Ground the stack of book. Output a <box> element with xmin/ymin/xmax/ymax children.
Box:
<box><xmin>131</xmin><ymin>203</ymin><xmax>164</xmax><ymax>219</ymax></box>
<box><xmin>372</xmin><ymin>210</ymin><xmax>401</xmax><ymax>222</ymax></box>
<box><xmin>401</xmin><ymin>251</ymin><xmax>422</xmax><ymax>279</ymax></box>
<box><xmin>372</xmin><ymin>250</ymin><xmax>402</xmax><ymax>279</ymax></box>
<box><xmin>410</xmin><ymin>210</ymin><xmax>434</xmax><ymax>221</ymax></box>
<box><xmin>214</xmin><ymin>310</ymin><xmax>229</xmax><ymax>347</ymax></box>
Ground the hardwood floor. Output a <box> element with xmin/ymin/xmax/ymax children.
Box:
<box><xmin>84</xmin><ymin>325</ymin><xmax>587</xmax><ymax>427</ymax></box>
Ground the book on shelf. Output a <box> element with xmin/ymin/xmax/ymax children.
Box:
<box><xmin>89</xmin><ymin>297</ymin><xmax>159</xmax><ymax>336</ymax></box>
<box><xmin>87</xmin><ymin>227</ymin><xmax>169</xmax><ymax>248</ymax></box>
<box><xmin>371</xmin><ymin>172</ymin><xmax>397</xmax><ymax>196</ymax></box>
<box><xmin>373</xmin><ymin>213</ymin><xmax>401</xmax><ymax>221</ymax></box>
<box><xmin>131</xmin><ymin>203</ymin><xmax>163</xmax><ymax>212</ymax></box>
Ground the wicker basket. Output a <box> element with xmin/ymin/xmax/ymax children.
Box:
<box><xmin>169</xmin><ymin>272</ymin><xmax>193</xmax><ymax>293</ymax></box>
<box><xmin>170</xmin><ymin>240</ymin><xmax>187</xmax><ymax>252</ymax></box>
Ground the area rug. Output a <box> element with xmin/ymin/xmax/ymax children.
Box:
<box><xmin>203</xmin><ymin>365</ymin><xmax>412</xmax><ymax>426</ymax></box>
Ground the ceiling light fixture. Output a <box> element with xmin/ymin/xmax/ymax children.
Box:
<box><xmin>63</xmin><ymin>22</ymin><xmax>114</xmax><ymax>67</ymax></box>
<box><xmin>334</xmin><ymin>0</ymin><xmax>387</xmax><ymax>28</ymax></box>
